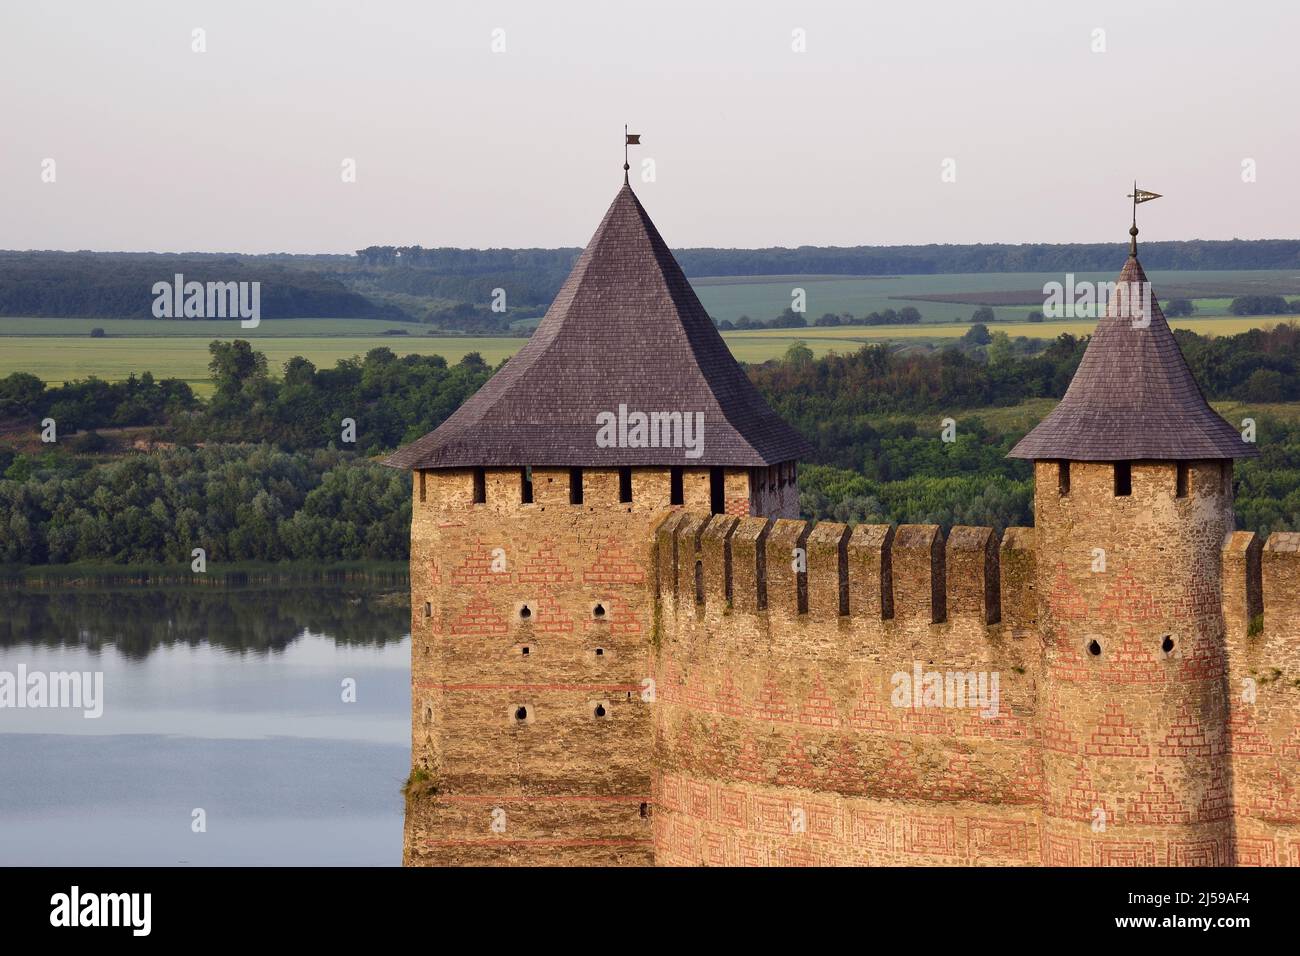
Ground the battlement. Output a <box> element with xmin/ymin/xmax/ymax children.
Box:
<box><xmin>654</xmin><ymin>511</ymin><xmax>1033</xmax><ymax>633</ymax></box>
<box><xmin>657</xmin><ymin>511</ymin><xmax>1300</xmax><ymax>640</ymax></box>
<box><xmin>1222</xmin><ymin>529</ymin><xmax>1300</xmax><ymax>643</ymax></box>
<box><xmin>414</xmin><ymin>465</ymin><xmax>784</xmax><ymax>518</ymax></box>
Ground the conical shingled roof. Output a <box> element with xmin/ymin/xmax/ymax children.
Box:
<box><xmin>1009</xmin><ymin>253</ymin><xmax>1256</xmax><ymax>461</ymax></box>
<box><xmin>385</xmin><ymin>183</ymin><xmax>812</xmax><ymax>470</ymax></box>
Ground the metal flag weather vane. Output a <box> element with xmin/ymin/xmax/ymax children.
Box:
<box><xmin>1127</xmin><ymin>182</ymin><xmax>1162</xmax><ymax>255</ymax></box>
<box><xmin>624</xmin><ymin>125</ymin><xmax>641</xmax><ymax>183</ymax></box>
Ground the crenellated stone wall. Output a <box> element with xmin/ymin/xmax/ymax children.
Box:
<box><xmin>648</xmin><ymin>467</ymin><xmax>1300</xmax><ymax>866</ymax></box>
<box><xmin>651</xmin><ymin>513</ymin><xmax>1042</xmax><ymax>865</ymax></box>
<box><xmin>405</xmin><ymin>461</ymin><xmax>1300</xmax><ymax>867</ymax></box>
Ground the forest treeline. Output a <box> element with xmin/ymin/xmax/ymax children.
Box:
<box><xmin>354</xmin><ymin>238</ymin><xmax>1300</xmax><ymax>279</ymax></box>
<box><xmin>0</xmin><ymin>252</ymin><xmax>408</xmax><ymax>319</ymax></box>
<box><xmin>6</xmin><ymin>238</ymin><xmax>1300</xmax><ymax>321</ymax></box>
<box><xmin>0</xmin><ymin>445</ymin><xmax>410</xmax><ymax>566</ymax></box>
<box><xmin>0</xmin><ymin>343</ymin><xmax>493</xmax><ymax>453</ymax></box>
<box><xmin>3</xmin><ymin>322</ymin><xmax>1300</xmax><ymax>565</ymax></box>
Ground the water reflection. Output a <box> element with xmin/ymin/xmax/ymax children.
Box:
<box><xmin>0</xmin><ymin>584</ymin><xmax>410</xmax><ymax>658</ymax></box>
<box><xmin>0</xmin><ymin>583</ymin><xmax>411</xmax><ymax>866</ymax></box>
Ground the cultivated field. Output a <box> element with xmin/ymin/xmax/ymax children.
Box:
<box><xmin>0</xmin><ymin>334</ymin><xmax>523</xmax><ymax>396</ymax></box>
<box><xmin>3</xmin><ymin>268</ymin><xmax>1297</xmax><ymax>393</ymax></box>
<box><xmin>4</xmin><ymin>315</ymin><xmax>1295</xmax><ymax>396</ymax></box>
<box><xmin>693</xmin><ymin>269</ymin><xmax>1300</xmax><ymax>323</ymax></box>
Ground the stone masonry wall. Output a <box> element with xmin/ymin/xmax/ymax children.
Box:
<box><xmin>651</xmin><ymin>513</ymin><xmax>1043</xmax><ymax>865</ymax></box>
<box><xmin>1225</xmin><ymin>530</ymin><xmax>1300</xmax><ymax>865</ymax></box>
<box><xmin>404</xmin><ymin>465</ymin><xmax>770</xmax><ymax>865</ymax></box>
<box><xmin>1033</xmin><ymin>460</ymin><xmax>1236</xmax><ymax>865</ymax></box>
<box><xmin>406</xmin><ymin>459</ymin><xmax>1300</xmax><ymax>866</ymax></box>
<box><xmin>649</xmin><ymin>474</ymin><xmax>1300</xmax><ymax>866</ymax></box>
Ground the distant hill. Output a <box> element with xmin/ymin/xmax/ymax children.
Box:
<box><xmin>0</xmin><ymin>251</ymin><xmax>410</xmax><ymax>320</ymax></box>
<box><xmin>672</xmin><ymin>239</ymin><xmax>1300</xmax><ymax>277</ymax></box>
<box><xmin>356</xmin><ymin>238</ymin><xmax>1300</xmax><ymax>278</ymax></box>
<box><xmin>4</xmin><ymin>239</ymin><xmax>1299</xmax><ymax>321</ymax></box>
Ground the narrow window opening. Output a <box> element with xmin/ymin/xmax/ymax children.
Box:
<box><xmin>1087</xmin><ymin>639</ymin><xmax>1102</xmax><ymax>657</ymax></box>
<box><xmin>569</xmin><ymin>468</ymin><xmax>583</xmax><ymax>505</ymax></box>
<box><xmin>670</xmin><ymin>467</ymin><xmax>684</xmax><ymax>506</ymax></box>
<box><xmin>595</xmin><ymin>647</ymin><xmax>604</xmax><ymax>657</ymax></box>
<box><xmin>472</xmin><ymin>467</ymin><xmax>486</xmax><ymax>504</ymax></box>
<box><xmin>423</xmin><ymin>601</ymin><xmax>431</xmax><ymax>618</ymax></box>
<box><xmin>521</xmin><ymin>646</ymin><xmax>530</xmax><ymax>656</ymax></box>
<box><xmin>694</xmin><ymin>559</ymin><xmax>704</xmax><ymax>604</ymax></box>
<box><xmin>1161</xmin><ymin>635</ymin><xmax>1174</xmax><ymax>654</ymax></box>
<box><xmin>424</xmin><ymin>707</ymin><xmax>432</xmax><ymax>722</ymax></box>
<box><xmin>1058</xmin><ymin>461</ymin><xmax>1070</xmax><ymax>496</ymax></box>
<box><xmin>594</xmin><ymin>704</ymin><xmax>606</xmax><ymax>718</ymax></box>
<box><xmin>521</xmin><ymin>466</ymin><xmax>533</xmax><ymax>504</ymax></box>
<box><xmin>1114</xmin><ymin>461</ymin><xmax>1131</xmax><ymax>497</ymax></box>
<box><xmin>419</xmin><ymin>470</ymin><xmax>426</xmax><ymax>503</ymax></box>
<box><xmin>639</xmin><ymin>802</ymin><xmax>649</xmax><ymax>819</ymax></box>
<box><xmin>618</xmin><ymin>467</ymin><xmax>633</xmax><ymax>503</ymax></box>
<box><xmin>1176</xmin><ymin>462</ymin><xmax>1188</xmax><ymax>498</ymax></box>
<box><xmin>709</xmin><ymin>467</ymin><xmax>725</xmax><ymax>515</ymax></box>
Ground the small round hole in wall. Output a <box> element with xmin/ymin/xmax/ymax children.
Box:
<box><xmin>593</xmin><ymin>603</ymin><xmax>606</xmax><ymax>618</ymax></box>
<box><xmin>594</xmin><ymin>704</ymin><xmax>606</xmax><ymax>718</ymax></box>
<box><xmin>519</xmin><ymin>605</ymin><xmax>532</xmax><ymax>620</ymax></box>
<box><xmin>1087</xmin><ymin>639</ymin><xmax>1102</xmax><ymax>657</ymax></box>
<box><xmin>1162</xmin><ymin>635</ymin><xmax>1174</xmax><ymax>653</ymax></box>
<box><xmin>515</xmin><ymin>706</ymin><xmax>528</xmax><ymax>721</ymax></box>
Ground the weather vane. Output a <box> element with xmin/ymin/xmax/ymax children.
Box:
<box><xmin>1126</xmin><ymin>182</ymin><xmax>1162</xmax><ymax>256</ymax></box>
<box><xmin>624</xmin><ymin>125</ymin><xmax>641</xmax><ymax>184</ymax></box>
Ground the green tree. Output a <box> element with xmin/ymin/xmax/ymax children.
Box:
<box><xmin>987</xmin><ymin>331</ymin><xmax>1014</xmax><ymax>365</ymax></box>
<box><xmin>784</xmin><ymin>341</ymin><xmax>814</xmax><ymax>366</ymax></box>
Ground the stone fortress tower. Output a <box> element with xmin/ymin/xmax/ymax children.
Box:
<box><xmin>391</xmin><ymin>176</ymin><xmax>1300</xmax><ymax>866</ymax></box>
<box><xmin>386</xmin><ymin>179</ymin><xmax>810</xmax><ymax>865</ymax></box>
<box><xmin>1007</xmin><ymin>225</ymin><xmax>1256</xmax><ymax>865</ymax></box>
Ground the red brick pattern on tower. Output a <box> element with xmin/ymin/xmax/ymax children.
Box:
<box><xmin>405</xmin><ymin>465</ymin><xmax>793</xmax><ymax>866</ymax></box>
<box><xmin>1035</xmin><ymin>459</ymin><xmax>1237</xmax><ymax>865</ymax></box>
<box><xmin>409</xmin><ymin>463</ymin><xmax>1299</xmax><ymax>866</ymax></box>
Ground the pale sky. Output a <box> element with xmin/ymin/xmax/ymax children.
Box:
<box><xmin>2</xmin><ymin>0</ymin><xmax>1295</xmax><ymax>253</ymax></box>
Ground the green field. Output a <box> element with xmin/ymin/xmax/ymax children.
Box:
<box><xmin>0</xmin><ymin>317</ymin><xmax>426</xmax><ymax>336</ymax></box>
<box><xmin>3</xmin><ymin>267</ymin><xmax>1298</xmax><ymax>394</ymax></box>
<box><xmin>3</xmin><ymin>314</ymin><xmax>1295</xmax><ymax>396</ymax></box>
<box><xmin>0</xmin><ymin>335</ymin><xmax>523</xmax><ymax>396</ymax></box>
<box><xmin>721</xmin><ymin>315</ymin><xmax>1296</xmax><ymax>359</ymax></box>
<box><xmin>693</xmin><ymin>269</ymin><xmax>1300</xmax><ymax>323</ymax></box>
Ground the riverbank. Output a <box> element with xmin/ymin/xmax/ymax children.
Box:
<box><xmin>0</xmin><ymin>559</ymin><xmax>409</xmax><ymax>589</ymax></box>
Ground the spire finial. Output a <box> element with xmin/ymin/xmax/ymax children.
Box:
<box><xmin>623</xmin><ymin>126</ymin><xmax>640</xmax><ymax>185</ymax></box>
<box><xmin>1126</xmin><ymin>182</ymin><xmax>1163</xmax><ymax>258</ymax></box>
